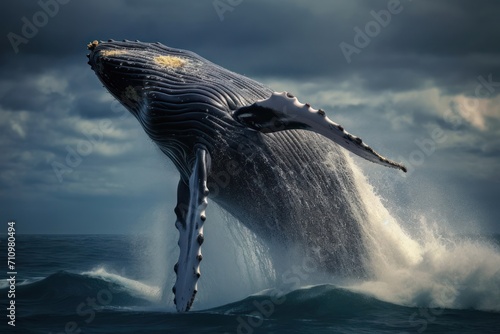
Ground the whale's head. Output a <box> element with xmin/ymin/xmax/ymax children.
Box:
<box><xmin>87</xmin><ymin>40</ymin><xmax>271</xmax><ymax>179</ymax></box>
<box><xmin>87</xmin><ymin>40</ymin><xmax>204</xmax><ymax>115</ymax></box>
<box><xmin>87</xmin><ymin>39</ymin><xmax>269</xmax><ymax>114</ymax></box>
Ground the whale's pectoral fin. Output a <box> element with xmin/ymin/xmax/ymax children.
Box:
<box><xmin>233</xmin><ymin>91</ymin><xmax>407</xmax><ymax>172</ymax></box>
<box><xmin>173</xmin><ymin>145</ymin><xmax>211</xmax><ymax>312</ymax></box>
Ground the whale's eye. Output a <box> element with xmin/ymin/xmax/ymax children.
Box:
<box><xmin>121</xmin><ymin>85</ymin><xmax>143</xmax><ymax>106</ymax></box>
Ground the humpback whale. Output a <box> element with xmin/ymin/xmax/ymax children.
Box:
<box><xmin>87</xmin><ymin>40</ymin><xmax>406</xmax><ymax>312</ymax></box>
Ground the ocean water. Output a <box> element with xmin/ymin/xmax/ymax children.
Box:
<box><xmin>2</xmin><ymin>160</ymin><xmax>500</xmax><ymax>333</ymax></box>
<box><xmin>0</xmin><ymin>231</ymin><xmax>499</xmax><ymax>334</ymax></box>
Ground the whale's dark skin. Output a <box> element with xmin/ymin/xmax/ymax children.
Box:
<box><xmin>87</xmin><ymin>40</ymin><xmax>405</xmax><ymax>312</ymax></box>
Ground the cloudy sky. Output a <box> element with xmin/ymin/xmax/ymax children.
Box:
<box><xmin>1</xmin><ymin>0</ymin><xmax>499</xmax><ymax>234</ymax></box>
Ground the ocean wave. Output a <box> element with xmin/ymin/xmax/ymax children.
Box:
<box><xmin>81</xmin><ymin>267</ymin><xmax>162</xmax><ymax>302</ymax></box>
<box><xmin>208</xmin><ymin>284</ymin><xmax>400</xmax><ymax>317</ymax></box>
<box><xmin>4</xmin><ymin>267</ymin><xmax>499</xmax><ymax>321</ymax></box>
<box><xmin>0</xmin><ymin>269</ymin><xmax>159</xmax><ymax>314</ymax></box>
<box><xmin>0</xmin><ymin>269</ymin><xmax>410</xmax><ymax>317</ymax></box>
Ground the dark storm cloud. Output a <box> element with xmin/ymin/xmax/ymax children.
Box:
<box><xmin>1</xmin><ymin>1</ymin><xmax>210</xmax><ymax>58</ymax></box>
<box><xmin>2</xmin><ymin>0</ymin><xmax>500</xmax><ymax>94</ymax></box>
<box><xmin>0</xmin><ymin>0</ymin><xmax>499</xmax><ymax>233</ymax></box>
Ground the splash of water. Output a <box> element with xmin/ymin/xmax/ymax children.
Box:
<box><xmin>126</xmin><ymin>153</ymin><xmax>500</xmax><ymax>313</ymax></box>
<box><xmin>82</xmin><ymin>267</ymin><xmax>162</xmax><ymax>303</ymax></box>
<box><xmin>347</xmin><ymin>156</ymin><xmax>500</xmax><ymax>312</ymax></box>
<box><xmin>132</xmin><ymin>202</ymin><xmax>277</xmax><ymax>311</ymax></box>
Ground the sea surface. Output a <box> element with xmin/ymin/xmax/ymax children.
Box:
<box><xmin>0</xmin><ymin>233</ymin><xmax>499</xmax><ymax>334</ymax></box>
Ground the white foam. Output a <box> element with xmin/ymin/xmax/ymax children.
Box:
<box><xmin>347</xmin><ymin>156</ymin><xmax>500</xmax><ymax>312</ymax></box>
<box><xmin>131</xmin><ymin>202</ymin><xmax>276</xmax><ymax>311</ymax></box>
<box><xmin>121</xmin><ymin>153</ymin><xmax>500</xmax><ymax>313</ymax></box>
<box><xmin>82</xmin><ymin>267</ymin><xmax>162</xmax><ymax>303</ymax></box>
